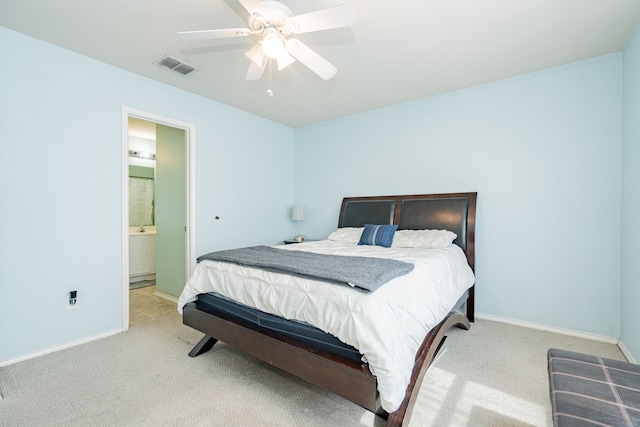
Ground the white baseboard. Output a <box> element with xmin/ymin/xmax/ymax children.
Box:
<box><xmin>475</xmin><ymin>313</ymin><xmax>619</xmax><ymax>344</ymax></box>
<box><xmin>153</xmin><ymin>289</ymin><xmax>179</xmax><ymax>304</ymax></box>
<box><xmin>475</xmin><ymin>313</ymin><xmax>638</xmax><ymax>363</ymax></box>
<box><xmin>0</xmin><ymin>327</ymin><xmax>123</xmax><ymax>367</ymax></box>
<box><xmin>617</xmin><ymin>340</ymin><xmax>637</xmax><ymax>363</ymax></box>
<box><xmin>130</xmin><ymin>273</ymin><xmax>156</xmax><ymax>284</ymax></box>
<box><xmin>3</xmin><ymin>308</ymin><xmax>633</xmax><ymax>367</ymax></box>
<box><xmin>2</xmin><ymin>291</ymin><xmax>176</xmax><ymax>367</ymax></box>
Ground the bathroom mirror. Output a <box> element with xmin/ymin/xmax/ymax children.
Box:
<box><xmin>129</xmin><ymin>166</ymin><xmax>155</xmax><ymax>226</ymax></box>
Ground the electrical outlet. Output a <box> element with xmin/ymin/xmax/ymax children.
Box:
<box><xmin>66</xmin><ymin>290</ymin><xmax>78</xmax><ymax>310</ymax></box>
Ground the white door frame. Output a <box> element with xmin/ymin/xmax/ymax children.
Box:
<box><xmin>121</xmin><ymin>107</ymin><xmax>196</xmax><ymax>330</ymax></box>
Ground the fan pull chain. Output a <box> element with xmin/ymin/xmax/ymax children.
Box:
<box><xmin>266</xmin><ymin>60</ymin><xmax>274</xmax><ymax>97</ymax></box>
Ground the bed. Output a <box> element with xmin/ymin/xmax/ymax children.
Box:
<box><xmin>178</xmin><ymin>192</ymin><xmax>477</xmax><ymax>426</ymax></box>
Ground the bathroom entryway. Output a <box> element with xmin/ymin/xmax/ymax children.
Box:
<box><xmin>122</xmin><ymin>108</ymin><xmax>195</xmax><ymax>329</ymax></box>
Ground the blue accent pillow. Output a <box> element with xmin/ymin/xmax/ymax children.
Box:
<box><xmin>358</xmin><ymin>224</ymin><xmax>398</xmax><ymax>248</ymax></box>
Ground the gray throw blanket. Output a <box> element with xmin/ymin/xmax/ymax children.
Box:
<box><xmin>197</xmin><ymin>246</ymin><xmax>414</xmax><ymax>292</ymax></box>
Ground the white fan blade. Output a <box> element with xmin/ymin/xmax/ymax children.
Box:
<box><xmin>286</xmin><ymin>4</ymin><xmax>356</xmax><ymax>34</ymax></box>
<box><xmin>276</xmin><ymin>51</ymin><xmax>295</xmax><ymax>71</ymax></box>
<box><xmin>178</xmin><ymin>28</ymin><xmax>251</xmax><ymax>41</ymax></box>
<box><xmin>244</xmin><ymin>43</ymin><xmax>265</xmax><ymax>66</ymax></box>
<box><xmin>285</xmin><ymin>38</ymin><xmax>337</xmax><ymax>80</ymax></box>
<box><xmin>238</xmin><ymin>0</ymin><xmax>266</xmax><ymax>17</ymax></box>
<box><xmin>246</xmin><ymin>58</ymin><xmax>267</xmax><ymax>80</ymax></box>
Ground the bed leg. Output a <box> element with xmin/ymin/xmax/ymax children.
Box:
<box><xmin>375</xmin><ymin>408</ymin><xmax>389</xmax><ymax>421</ymax></box>
<box><xmin>188</xmin><ymin>335</ymin><xmax>218</xmax><ymax>358</ymax></box>
<box><xmin>466</xmin><ymin>286</ymin><xmax>475</xmax><ymax>322</ymax></box>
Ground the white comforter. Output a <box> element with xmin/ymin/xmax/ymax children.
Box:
<box><xmin>177</xmin><ymin>240</ymin><xmax>475</xmax><ymax>412</ymax></box>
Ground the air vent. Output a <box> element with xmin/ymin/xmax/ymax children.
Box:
<box><xmin>154</xmin><ymin>55</ymin><xmax>197</xmax><ymax>76</ymax></box>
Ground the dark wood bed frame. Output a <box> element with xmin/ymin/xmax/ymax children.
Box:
<box><xmin>183</xmin><ymin>192</ymin><xmax>477</xmax><ymax>426</ymax></box>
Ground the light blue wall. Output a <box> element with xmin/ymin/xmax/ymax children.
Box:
<box><xmin>295</xmin><ymin>54</ymin><xmax>623</xmax><ymax>338</ymax></box>
<box><xmin>1</xmin><ymin>22</ymin><xmax>637</xmax><ymax>365</ymax></box>
<box><xmin>0</xmin><ymin>27</ymin><xmax>294</xmax><ymax>364</ymax></box>
<box><xmin>621</xmin><ymin>21</ymin><xmax>640</xmax><ymax>359</ymax></box>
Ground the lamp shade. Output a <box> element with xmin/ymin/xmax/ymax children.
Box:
<box><xmin>291</xmin><ymin>205</ymin><xmax>306</xmax><ymax>221</ymax></box>
<box><xmin>262</xmin><ymin>28</ymin><xmax>285</xmax><ymax>59</ymax></box>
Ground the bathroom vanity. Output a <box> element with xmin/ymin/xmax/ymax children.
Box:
<box><xmin>129</xmin><ymin>227</ymin><xmax>156</xmax><ymax>280</ymax></box>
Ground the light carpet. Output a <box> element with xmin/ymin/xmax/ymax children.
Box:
<box><xmin>0</xmin><ymin>313</ymin><xmax>626</xmax><ymax>426</ymax></box>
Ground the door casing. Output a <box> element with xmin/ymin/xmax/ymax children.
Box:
<box><xmin>121</xmin><ymin>107</ymin><xmax>196</xmax><ymax>329</ymax></box>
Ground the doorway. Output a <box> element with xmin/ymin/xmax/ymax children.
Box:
<box><xmin>121</xmin><ymin>108</ymin><xmax>196</xmax><ymax>329</ymax></box>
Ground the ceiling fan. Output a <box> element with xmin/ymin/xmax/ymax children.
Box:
<box><xmin>177</xmin><ymin>0</ymin><xmax>356</xmax><ymax>81</ymax></box>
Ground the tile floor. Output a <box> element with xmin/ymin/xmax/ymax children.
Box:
<box><xmin>129</xmin><ymin>285</ymin><xmax>176</xmax><ymax>325</ymax></box>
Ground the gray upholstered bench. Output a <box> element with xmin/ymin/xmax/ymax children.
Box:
<box><xmin>548</xmin><ymin>348</ymin><xmax>640</xmax><ymax>426</ymax></box>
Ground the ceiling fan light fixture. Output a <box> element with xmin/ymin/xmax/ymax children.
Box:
<box><xmin>262</xmin><ymin>30</ymin><xmax>285</xmax><ymax>59</ymax></box>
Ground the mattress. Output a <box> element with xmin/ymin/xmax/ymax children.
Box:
<box><xmin>196</xmin><ymin>292</ymin><xmax>363</xmax><ymax>362</ymax></box>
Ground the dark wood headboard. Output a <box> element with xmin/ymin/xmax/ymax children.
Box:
<box><xmin>338</xmin><ymin>192</ymin><xmax>477</xmax><ymax>272</ymax></box>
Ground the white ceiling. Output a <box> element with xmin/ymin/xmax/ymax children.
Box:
<box><xmin>1</xmin><ymin>0</ymin><xmax>639</xmax><ymax>128</ymax></box>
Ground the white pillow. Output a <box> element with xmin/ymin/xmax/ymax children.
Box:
<box><xmin>391</xmin><ymin>229</ymin><xmax>457</xmax><ymax>248</ymax></box>
<box><xmin>327</xmin><ymin>227</ymin><xmax>364</xmax><ymax>244</ymax></box>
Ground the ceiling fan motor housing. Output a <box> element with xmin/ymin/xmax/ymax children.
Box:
<box><xmin>248</xmin><ymin>1</ymin><xmax>293</xmax><ymax>32</ymax></box>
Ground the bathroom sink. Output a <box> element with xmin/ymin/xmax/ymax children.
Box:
<box><xmin>129</xmin><ymin>226</ymin><xmax>156</xmax><ymax>235</ymax></box>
